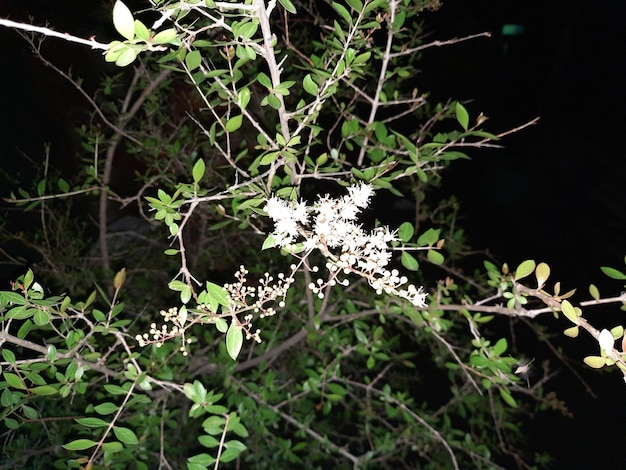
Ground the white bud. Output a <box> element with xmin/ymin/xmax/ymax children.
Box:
<box><xmin>599</xmin><ymin>329</ymin><xmax>614</xmax><ymax>355</ymax></box>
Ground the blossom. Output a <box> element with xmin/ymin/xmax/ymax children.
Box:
<box><xmin>599</xmin><ymin>329</ymin><xmax>614</xmax><ymax>355</ymax></box>
<box><xmin>264</xmin><ymin>184</ymin><xmax>428</xmax><ymax>308</ymax></box>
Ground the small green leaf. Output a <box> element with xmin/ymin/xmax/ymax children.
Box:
<box><xmin>589</xmin><ymin>283</ymin><xmax>600</xmax><ymax>300</ymax></box>
<box><xmin>75</xmin><ymin>417</ymin><xmax>110</xmax><ymax>428</ymax></box>
<box><xmin>206</xmin><ymin>282</ymin><xmax>230</xmax><ymax>307</ymax></box>
<box><xmin>278</xmin><ymin>0</ymin><xmax>297</xmax><ymax>13</ymax></box>
<box><xmin>563</xmin><ymin>326</ymin><xmax>579</xmax><ymax>338</ymax></box>
<box><xmin>303</xmin><ymin>74</ymin><xmax>319</xmax><ymax>96</ymax></box>
<box><xmin>535</xmin><ymin>262</ymin><xmax>550</xmax><ymax>287</ymax></box>
<box><xmin>152</xmin><ymin>28</ymin><xmax>178</xmax><ymax>45</ymax></box>
<box><xmin>33</xmin><ymin>309</ymin><xmax>50</xmax><ymax>326</ymax></box>
<box><xmin>113</xmin><ymin>426</ymin><xmax>139</xmax><ymax>445</ymax></box>
<box><xmin>185</xmin><ymin>50</ymin><xmax>202</xmax><ymax>72</ymax></box>
<box><xmin>4</xmin><ymin>372</ymin><xmax>26</xmax><ymax>390</ymax></box>
<box><xmin>63</xmin><ymin>439</ymin><xmax>98</xmax><ymax>451</ymax></box>
<box><xmin>115</xmin><ymin>47</ymin><xmax>139</xmax><ymax>67</ymax></box>
<box><xmin>455</xmin><ymin>102</ymin><xmax>469</xmax><ymax>131</ymax></box>
<box><xmin>514</xmin><ymin>259</ymin><xmax>536</xmax><ymax>281</ymax></box>
<box><xmin>225</xmin><ymin>115</ymin><xmax>243</xmax><ymax>132</ymax></box>
<box><xmin>102</xmin><ymin>441</ymin><xmax>124</xmax><ymax>453</ymax></box>
<box><xmin>401</xmin><ymin>251</ymin><xmax>419</xmax><ymax>271</ymax></box>
<box><xmin>332</xmin><ymin>1</ymin><xmax>353</xmax><ymax>26</ymax></box>
<box><xmin>237</xmin><ymin>87</ymin><xmax>251</xmax><ymax>110</ymax></box>
<box><xmin>226</xmin><ymin>321</ymin><xmax>243</xmax><ymax>361</ymax></box>
<box><xmin>113</xmin><ymin>1</ymin><xmax>135</xmax><ymax>41</ymax></box>
<box><xmin>417</xmin><ymin>228</ymin><xmax>440</xmax><ymax>246</ymax></box>
<box><xmin>29</xmin><ymin>385</ymin><xmax>57</xmax><ymax>396</ymax></box>
<box><xmin>94</xmin><ymin>402</ymin><xmax>119</xmax><ymax>415</ymax></box>
<box><xmin>499</xmin><ymin>387</ymin><xmax>517</xmax><ymax>407</ymax></box>
<box><xmin>2</xmin><ymin>349</ymin><xmax>16</xmax><ymax>365</ymax></box>
<box><xmin>493</xmin><ymin>338</ymin><xmax>508</xmax><ymax>356</ymax></box>
<box><xmin>192</xmin><ymin>158</ymin><xmax>206</xmax><ymax>183</ymax></box>
<box><xmin>262</xmin><ymin>235</ymin><xmax>277</xmax><ymax>250</ymax></box>
<box><xmin>427</xmin><ymin>249</ymin><xmax>444</xmax><ymax>265</ymax></box>
<box><xmin>583</xmin><ymin>356</ymin><xmax>608</xmax><ymax>369</ymax></box>
<box><xmin>601</xmin><ymin>266</ymin><xmax>626</xmax><ymax>280</ymax></box>
<box><xmin>134</xmin><ymin>20</ymin><xmax>150</xmax><ymax>41</ymax></box>
<box><xmin>560</xmin><ymin>300</ymin><xmax>579</xmax><ymax>324</ymax></box>
<box><xmin>397</xmin><ymin>222</ymin><xmax>414</xmax><ymax>243</ymax></box>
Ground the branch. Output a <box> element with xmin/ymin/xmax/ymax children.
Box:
<box><xmin>0</xmin><ymin>18</ymin><xmax>111</xmax><ymax>50</ymax></box>
<box><xmin>389</xmin><ymin>31</ymin><xmax>492</xmax><ymax>58</ymax></box>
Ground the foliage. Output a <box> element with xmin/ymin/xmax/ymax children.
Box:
<box><xmin>1</xmin><ymin>1</ymin><xmax>625</xmax><ymax>469</ymax></box>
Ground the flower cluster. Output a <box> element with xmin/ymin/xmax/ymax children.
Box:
<box><xmin>135</xmin><ymin>306</ymin><xmax>193</xmax><ymax>355</ymax></box>
<box><xmin>264</xmin><ymin>183</ymin><xmax>428</xmax><ymax>308</ymax></box>
<box><xmin>222</xmin><ymin>265</ymin><xmax>296</xmax><ymax>342</ymax></box>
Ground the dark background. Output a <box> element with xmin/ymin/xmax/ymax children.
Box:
<box><xmin>1</xmin><ymin>0</ymin><xmax>625</xmax><ymax>467</ymax></box>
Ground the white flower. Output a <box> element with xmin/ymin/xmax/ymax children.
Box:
<box><xmin>599</xmin><ymin>329</ymin><xmax>614</xmax><ymax>355</ymax></box>
<box><xmin>348</xmin><ymin>183</ymin><xmax>373</xmax><ymax>208</ymax></box>
<box><xmin>264</xmin><ymin>197</ymin><xmax>291</xmax><ymax>221</ymax></box>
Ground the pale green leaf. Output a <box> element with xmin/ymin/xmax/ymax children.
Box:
<box><xmin>583</xmin><ymin>356</ymin><xmax>608</xmax><ymax>368</ymax></box>
<box><xmin>113</xmin><ymin>1</ymin><xmax>135</xmax><ymax>41</ymax></box>
<box><xmin>514</xmin><ymin>259</ymin><xmax>535</xmax><ymax>281</ymax></box>
<box><xmin>226</xmin><ymin>321</ymin><xmax>243</xmax><ymax>361</ymax></box>
<box><xmin>192</xmin><ymin>158</ymin><xmax>206</xmax><ymax>183</ymax></box>
<box><xmin>455</xmin><ymin>102</ymin><xmax>469</xmax><ymax>130</ymax></box>
<box><xmin>63</xmin><ymin>439</ymin><xmax>98</xmax><ymax>451</ymax></box>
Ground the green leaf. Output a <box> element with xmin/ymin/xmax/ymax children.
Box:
<box><xmin>75</xmin><ymin>417</ymin><xmax>110</xmax><ymax>428</ymax></box>
<box><xmin>535</xmin><ymin>262</ymin><xmax>550</xmax><ymax>287</ymax></box>
<box><xmin>185</xmin><ymin>50</ymin><xmax>202</xmax><ymax>72</ymax></box>
<box><xmin>238</xmin><ymin>87</ymin><xmax>251</xmax><ymax>110</ymax></box>
<box><xmin>192</xmin><ymin>158</ymin><xmax>205</xmax><ymax>183</ymax></box>
<box><xmin>345</xmin><ymin>0</ymin><xmax>363</xmax><ymax>10</ymax></box>
<box><xmin>560</xmin><ymin>300</ymin><xmax>579</xmax><ymax>324</ymax></box>
<box><xmin>427</xmin><ymin>250</ymin><xmax>444</xmax><ymax>265</ymax></box>
<box><xmin>493</xmin><ymin>338</ymin><xmax>508</xmax><ymax>356</ymax></box>
<box><xmin>601</xmin><ymin>266</ymin><xmax>626</xmax><ymax>280</ymax></box>
<box><xmin>113</xmin><ymin>1</ymin><xmax>135</xmax><ymax>41</ymax></box>
<box><xmin>589</xmin><ymin>284</ymin><xmax>600</xmax><ymax>300</ymax></box>
<box><xmin>102</xmin><ymin>441</ymin><xmax>124</xmax><ymax>453</ymax></box>
<box><xmin>332</xmin><ymin>1</ymin><xmax>353</xmax><ymax>26</ymax></box>
<box><xmin>226</xmin><ymin>321</ymin><xmax>243</xmax><ymax>361</ymax></box>
<box><xmin>499</xmin><ymin>387</ymin><xmax>517</xmax><ymax>407</ymax></box>
<box><xmin>115</xmin><ymin>47</ymin><xmax>139</xmax><ymax>67</ymax></box>
<box><xmin>417</xmin><ymin>228</ymin><xmax>440</xmax><ymax>246</ymax></box>
<box><xmin>95</xmin><ymin>402</ymin><xmax>119</xmax><ymax>415</ymax></box>
<box><xmin>397</xmin><ymin>222</ymin><xmax>414</xmax><ymax>243</ymax></box>
<box><xmin>278</xmin><ymin>0</ymin><xmax>297</xmax><ymax>14</ymax></box>
<box><xmin>151</xmin><ymin>28</ymin><xmax>178</xmax><ymax>45</ymax></box>
<box><xmin>303</xmin><ymin>74</ymin><xmax>319</xmax><ymax>96</ymax></box>
<box><xmin>401</xmin><ymin>251</ymin><xmax>419</xmax><ymax>271</ymax></box>
<box><xmin>2</xmin><ymin>349</ymin><xmax>16</xmax><ymax>365</ymax></box>
<box><xmin>206</xmin><ymin>282</ymin><xmax>230</xmax><ymax>307</ymax></box>
<box><xmin>3</xmin><ymin>372</ymin><xmax>26</xmax><ymax>390</ymax></box>
<box><xmin>63</xmin><ymin>439</ymin><xmax>98</xmax><ymax>451</ymax></box>
<box><xmin>563</xmin><ymin>326</ymin><xmax>579</xmax><ymax>338</ymax></box>
<box><xmin>455</xmin><ymin>102</ymin><xmax>469</xmax><ymax>131</ymax></box>
<box><xmin>225</xmin><ymin>115</ymin><xmax>243</xmax><ymax>132</ymax></box>
<box><xmin>583</xmin><ymin>356</ymin><xmax>608</xmax><ymax>368</ymax></box>
<box><xmin>113</xmin><ymin>426</ymin><xmax>139</xmax><ymax>445</ymax></box>
<box><xmin>262</xmin><ymin>235</ymin><xmax>277</xmax><ymax>250</ymax></box>
<box><xmin>514</xmin><ymin>260</ymin><xmax>535</xmax><ymax>281</ymax></box>
<box><xmin>134</xmin><ymin>20</ymin><xmax>150</xmax><ymax>41</ymax></box>
<box><xmin>33</xmin><ymin>309</ymin><xmax>50</xmax><ymax>326</ymax></box>
<box><xmin>29</xmin><ymin>385</ymin><xmax>57</xmax><ymax>396</ymax></box>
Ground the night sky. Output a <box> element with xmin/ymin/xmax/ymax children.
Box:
<box><xmin>1</xmin><ymin>1</ymin><xmax>626</xmax><ymax>467</ymax></box>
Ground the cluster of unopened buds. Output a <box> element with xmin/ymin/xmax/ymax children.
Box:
<box><xmin>264</xmin><ymin>183</ymin><xmax>427</xmax><ymax>308</ymax></box>
<box><xmin>135</xmin><ymin>306</ymin><xmax>193</xmax><ymax>355</ymax></box>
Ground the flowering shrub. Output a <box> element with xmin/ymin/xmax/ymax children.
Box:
<box><xmin>0</xmin><ymin>1</ymin><xmax>625</xmax><ymax>469</ymax></box>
